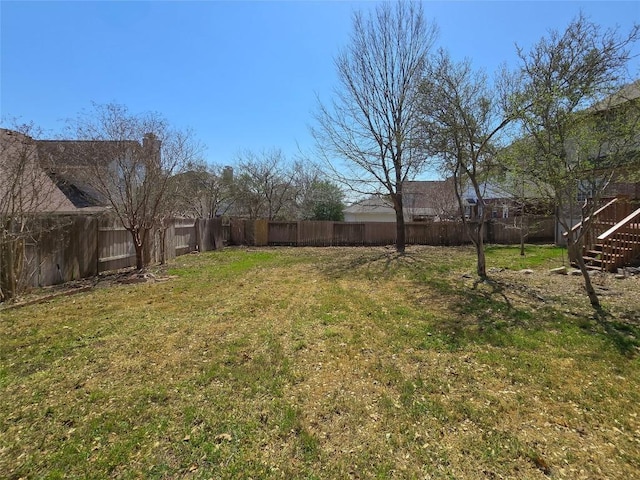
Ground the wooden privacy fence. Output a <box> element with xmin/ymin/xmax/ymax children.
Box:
<box><xmin>98</xmin><ymin>217</ymin><xmax>224</xmax><ymax>272</ymax></box>
<box><xmin>9</xmin><ymin>214</ymin><xmax>554</xmax><ymax>289</ymax></box>
<box><xmin>232</xmin><ymin>216</ymin><xmax>555</xmax><ymax>247</ymax></box>
<box><xmin>14</xmin><ymin>215</ymin><xmax>224</xmax><ymax>288</ymax></box>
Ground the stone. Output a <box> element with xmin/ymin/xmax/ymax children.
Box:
<box><xmin>519</xmin><ymin>269</ymin><xmax>534</xmax><ymax>274</ymax></box>
<box><xmin>550</xmin><ymin>266</ymin><xmax>567</xmax><ymax>275</ymax></box>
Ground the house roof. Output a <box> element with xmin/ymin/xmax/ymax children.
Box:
<box><xmin>36</xmin><ymin>139</ymin><xmax>143</xmax><ymax>209</ymax></box>
<box><xmin>591</xmin><ymin>79</ymin><xmax>640</xmax><ymax>111</ymax></box>
<box><xmin>0</xmin><ymin>129</ymin><xmax>83</xmax><ymax>213</ymax></box>
<box><xmin>36</xmin><ymin>139</ymin><xmax>141</xmax><ymax>171</ymax></box>
<box><xmin>403</xmin><ymin>179</ymin><xmax>456</xmax><ymax>208</ymax></box>
<box><xmin>461</xmin><ymin>181</ymin><xmax>511</xmax><ymax>202</ymax></box>
<box><xmin>344</xmin><ymin>196</ymin><xmax>395</xmax><ymax>214</ymax></box>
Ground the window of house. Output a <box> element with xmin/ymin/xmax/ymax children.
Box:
<box><xmin>577</xmin><ymin>177</ymin><xmax>606</xmax><ymax>203</ymax></box>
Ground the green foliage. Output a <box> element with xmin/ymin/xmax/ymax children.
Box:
<box><xmin>312</xmin><ymin>200</ymin><xmax>344</xmax><ymax>221</ymax></box>
<box><xmin>304</xmin><ymin>180</ymin><xmax>345</xmax><ymax>221</ymax></box>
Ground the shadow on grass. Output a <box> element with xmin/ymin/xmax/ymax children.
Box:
<box><xmin>592</xmin><ymin>308</ymin><xmax>640</xmax><ymax>357</ymax></box>
<box><xmin>429</xmin><ymin>278</ymin><xmax>543</xmax><ymax>350</ymax></box>
<box><xmin>316</xmin><ymin>247</ymin><xmax>639</xmax><ymax>356</ymax></box>
<box><xmin>434</xmin><ymin>276</ymin><xmax>640</xmax><ymax>356</ymax></box>
<box><xmin>319</xmin><ymin>248</ymin><xmax>430</xmax><ymax>279</ymax></box>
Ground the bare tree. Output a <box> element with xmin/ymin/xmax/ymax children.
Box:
<box><xmin>232</xmin><ymin>149</ymin><xmax>298</xmax><ymax>220</ymax></box>
<box><xmin>313</xmin><ymin>1</ymin><xmax>437</xmax><ymax>252</ymax></box>
<box><xmin>490</xmin><ymin>165</ymin><xmax>554</xmax><ymax>256</ymax></box>
<box><xmin>60</xmin><ymin>103</ymin><xmax>201</xmax><ymax>270</ymax></box>
<box><xmin>171</xmin><ymin>162</ymin><xmax>234</xmax><ymax>219</ymax></box>
<box><xmin>0</xmin><ymin>123</ymin><xmax>72</xmax><ymax>300</ymax></box>
<box><xmin>511</xmin><ymin>14</ymin><xmax>640</xmax><ymax>308</ymax></box>
<box><xmin>419</xmin><ymin>51</ymin><xmax>512</xmax><ymax>278</ymax></box>
<box><xmin>430</xmin><ymin>179</ymin><xmax>461</xmax><ymax>221</ymax></box>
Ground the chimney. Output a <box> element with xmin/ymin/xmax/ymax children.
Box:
<box><xmin>222</xmin><ymin>165</ymin><xmax>233</xmax><ymax>184</ymax></box>
<box><xmin>143</xmin><ymin>133</ymin><xmax>161</xmax><ymax>164</ymax></box>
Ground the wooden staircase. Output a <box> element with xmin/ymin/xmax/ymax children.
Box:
<box><xmin>570</xmin><ymin>197</ymin><xmax>640</xmax><ymax>272</ymax></box>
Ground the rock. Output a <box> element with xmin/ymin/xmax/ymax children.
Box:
<box><xmin>550</xmin><ymin>266</ymin><xmax>567</xmax><ymax>275</ymax></box>
<box><xmin>615</xmin><ymin>274</ymin><xmax>626</xmax><ymax>280</ymax></box>
<box><xmin>569</xmin><ymin>269</ymin><xmax>582</xmax><ymax>276</ymax></box>
<box><xmin>519</xmin><ymin>269</ymin><xmax>534</xmax><ymax>274</ymax></box>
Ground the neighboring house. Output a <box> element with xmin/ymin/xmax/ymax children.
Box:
<box><xmin>36</xmin><ymin>141</ymin><xmax>109</xmax><ymax>211</ymax></box>
<box><xmin>0</xmin><ymin>128</ymin><xmax>99</xmax><ymax>214</ymax></box>
<box><xmin>342</xmin><ymin>179</ymin><xmax>550</xmax><ymax>224</ymax></box>
<box><xmin>344</xmin><ymin>181</ymin><xmax>460</xmax><ymax>223</ymax></box>
<box><xmin>343</xmin><ymin>196</ymin><xmax>396</xmax><ymax>222</ymax></box>
<box><xmin>459</xmin><ymin>182</ymin><xmax>509</xmax><ymax>220</ymax></box>
<box><xmin>35</xmin><ymin>136</ymin><xmax>154</xmax><ymax>213</ymax></box>
<box><xmin>1</xmin><ymin>128</ymin><xmax>164</xmax><ymax>216</ymax></box>
<box><xmin>585</xmin><ymin>80</ymin><xmax>640</xmax><ymax>202</ymax></box>
<box><xmin>548</xmin><ymin>80</ymin><xmax>640</xmax><ymax>269</ymax></box>
<box><xmin>403</xmin><ymin>178</ymin><xmax>549</xmax><ymax>221</ymax></box>
<box><xmin>403</xmin><ymin>179</ymin><xmax>460</xmax><ymax>221</ymax></box>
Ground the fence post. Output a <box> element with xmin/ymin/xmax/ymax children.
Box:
<box><xmin>195</xmin><ymin>219</ymin><xmax>202</xmax><ymax>252</ymax></box>
<box><xmin>96</xmin><ymin>217</ymin><xmax>101</xmax><ymax>274</ymax></box>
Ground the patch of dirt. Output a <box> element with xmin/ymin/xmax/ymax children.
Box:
<box><xmin>0</xmin><ymin>265</ymin><xmax>175</xmax><ymax>311</ymax></box>
<box><xmin>496</xmin><ymin>267</ymin><xmax>640</xmax><ymax>316</ymax></box>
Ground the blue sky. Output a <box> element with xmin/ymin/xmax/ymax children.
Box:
<box><xmin>2</xmin><ymin>1</ymin><xmax>639</xmax><ymax>173</ymax></box>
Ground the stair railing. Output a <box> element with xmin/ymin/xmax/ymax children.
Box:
<box><xmin>597</xmin><ymin>207</ymin><xmax>640</xmax><ymax>272</ymax></box>
<box><xmin>566</xmin><ymin>197</ymin><xmax>629</xmax><ymax>251</ymax></box>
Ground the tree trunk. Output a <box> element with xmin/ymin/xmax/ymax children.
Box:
<box><xmin>130</xmin><ymin>229</ymin><xmax>145</xmax><ymax>271</ymax></box>
<box><xmin>160</xmin><ymin>228</ymin><xmax>167</xmax><ymax>265</ymax></box>
<box><xmin>394</xmin><ymin>205</ymin><xmax>406</xmax><ymax>254</ymax></box>
<box><xmin>1</xmin><ymin>235</ymin><xmax>22</xmax><ymax>302</ymax></box>
<box><xmin>475</xmin><ymin>221</ymin><xmax>487</xmax><ymax>278</ymax></box>
<box><xmin>0</xmin><ymin>240</ymin><xmax>10</xmax><ymax>302</ymax></box>
<box><xmin>134</xmin><ymin>243</ymin><xmax>144</xmax><ymax>271</ymax></box>
<box><xmin>568</xmin><ymin>241</ymin><xmax>600</xmax><ymax>308</ymax></box>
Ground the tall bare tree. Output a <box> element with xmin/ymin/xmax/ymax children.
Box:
<box><xmin>313</xmin><ymin>1</ymin><xmax>437</xmax><ymax>252</ymax></box>
<box><xmin>60</xmin><ymin>103</ymin><xmax>201</xmax><ymax>270</ymax></box>
<box><xmin>419</xmin><ymin>51</ymin><xmax>513</xmax><ymax>277</ymax></box>
<box><xmin>511</xmin><ymin>14</ymin><xmax>640</xmax><ymax>308</ymax></box>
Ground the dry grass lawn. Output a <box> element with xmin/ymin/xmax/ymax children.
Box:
<box><xmin>1</xmin><ymin>245</ymin><xmax>639</xmax><ymax>479</ymax></box>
